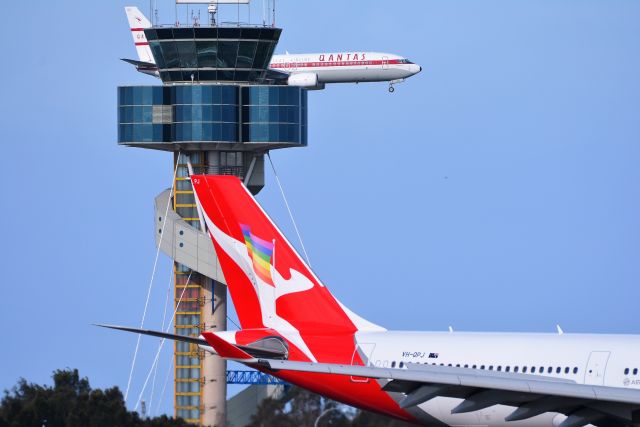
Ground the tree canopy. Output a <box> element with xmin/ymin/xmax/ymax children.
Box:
<box><xmin>1</xmin><ymin>369</ymin><xmax>417</xmax><ymax>427</ymax></box>
<box><xmin>246</xmin><ymin>386</ymin><xmax>416</xmax><ymax>427</ymax></box>
<box><xmin>0</xmin><ymin>369</ymin><xmax>188</xmax><ymax>427</ymax></box>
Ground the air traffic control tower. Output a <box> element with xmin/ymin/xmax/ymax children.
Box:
<box><xmin>117</xmin><ymin>7</ymin><xmax>308</xmax><ymax>425</ymax></box>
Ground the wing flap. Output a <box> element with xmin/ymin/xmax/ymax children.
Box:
<box><xmin>505</xmin><ymin>396</ymin><xmax>579</xmax><ymax>422</ymax></box>
<box><xmin>451</xmin><ymin>390</ymin><xmax>532</xmax><ymax>414</ymax></box>
<box><xmin>399</xmin><ymin>385</ymin><xmax>446</xmax><ymax>409</ymax></box>
<box><xmin>557</xmin><ymin>408</ymin><xmax>606</xmax><ymax>427</ymax></box>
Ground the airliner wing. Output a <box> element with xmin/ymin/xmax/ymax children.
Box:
<box><xmin>263</xmin><ymin>69</ymin><xmax>290</xmax><ymax>83</ymax></box>
<box><xmin>257</xmin><ymin>359</ymin><xmax>640</xmax><ymax>426</ymax></box>
<box><xmin>98</xmin><ymin>321</ymin><xmax>639</xmax><ymax>424</ymax></box>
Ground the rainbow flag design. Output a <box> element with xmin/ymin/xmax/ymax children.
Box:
<box><xmin>240</xmin><ymin>224</ymin><xmax>274</xmax><ymax>286</ymax></box>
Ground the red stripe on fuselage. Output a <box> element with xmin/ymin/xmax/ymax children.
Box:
<box><xmin>135</xmin><ymin>42</ymin><xmax>149</xmax><ymax>46</ymax></box>
<box><xmin>270</xmin><ymin>59</ymin><xmax>403</xmax><ymax>69</ymax></box>
<box><xmin>131</xmin><ymin>28</ymin><xmax>145</xmax><ymax>31</ymax></box>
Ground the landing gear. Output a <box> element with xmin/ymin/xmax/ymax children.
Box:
<box><xmin>388</xmin><ymin>78</ymin><xmax>405</xmax><ymax>93</ymax></box>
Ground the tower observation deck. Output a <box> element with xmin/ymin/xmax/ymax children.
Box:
<box><xmin>146</xmin><ymin>26</ymin><xmax>282</xmax><ymax>84</ymax></box>
<box><xmin>117</xmin><ymin>8</ymin><xmax>308</xmax><ymax>425</ymax></box>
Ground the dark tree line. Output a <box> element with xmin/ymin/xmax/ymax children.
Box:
<box><xmin>0</xmin><ymin>369</ymin><xmax>188</xmax><ymax>427</ymax></box>
<box><xmin>246</xmin><ymin>386</ymin><xmax>417</xmax><ymax>427</ymax></box>
<box><xmin>1</xmin><ymin>369</ymin><xmax>416</xmax><ymax>427</ymax></box>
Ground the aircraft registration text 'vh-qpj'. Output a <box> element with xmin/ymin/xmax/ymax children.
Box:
<box><xmin>101</xmin><ymin>174</ymin><xmax>640</xmax><ymax>427</ymax></box>
<box><xmin>123</xmin><ymin>7</ymin><xmax>421</xmax><ymax>92</ymax></box>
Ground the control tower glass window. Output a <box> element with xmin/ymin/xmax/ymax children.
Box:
<box><xmin>144</xmin><ymin>27</ymin><xmax>282</xmax><ymax>83</ymax></box>
<box><xmin>119</xmin><ymin>85</ymin><xmax>307</xmax><ymax>148</ymax></box>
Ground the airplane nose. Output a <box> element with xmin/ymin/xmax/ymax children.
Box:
<box><xmin>412</xmin><ymin>64</ymin><xmax>422</xmax><ymax>74</ymax></box>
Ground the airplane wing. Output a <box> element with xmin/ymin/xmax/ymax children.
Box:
<box><xmin>254</xmin><ymin>359</ymin><xmax>640</xmax><ymax>427</ymax></box>
<box><xmin>262</xmin><ymin>68</ymin><xmax>290</xmax><ymax>83</ymax></box>
<box><xmin>98</xmin><ymin>323</ymin><xmax>640</xmax><ymax>425</ymax></box>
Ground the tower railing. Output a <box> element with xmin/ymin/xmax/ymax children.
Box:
<box><xmin>191</xmin><ymin>165</ymin><xmax>245</xmax><ymax>177</ymax></box>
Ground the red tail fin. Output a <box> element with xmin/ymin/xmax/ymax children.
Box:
<box><xmin>191</xmin><ymin>175</ymin><xmax>382</xmax><ymax>362</ymax></box>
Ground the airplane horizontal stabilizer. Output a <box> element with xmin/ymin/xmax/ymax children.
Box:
<box><xmin>95</xmin><ymin>324</ymin><xmax>286</xmax><ymax>359</ymax></box>
<box><xmin>96</xmin><ymin>324</ymin><xmax>207</xmax><ymax>346</ymax></box>
<box><xmin>121</xmin><ymin>58</ymin><xmax>157</xmax><ymax>68</ymax></box>
<box><xmin>201</xmin><ymin>331</ymin><xmax>257</xmax><ymax>362</ymax></box>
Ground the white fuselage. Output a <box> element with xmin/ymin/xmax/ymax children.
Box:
<box><xmin>355</xmin><ymin>331</ymin><xmax>640</xmax><ymax>426</ymax></box>
<box><xmin>269</xmin><ymin>52</ymin><xmax>421</xmax><ymax>84</ymax></box>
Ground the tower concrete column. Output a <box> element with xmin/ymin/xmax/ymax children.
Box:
<box><xmin>201</xmin><ymin>279</ymin><xmax>227</xmax><ymax>427</ymax></box>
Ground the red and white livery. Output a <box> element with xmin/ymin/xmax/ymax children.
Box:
<box><xmin>103</xmin><ymin>175</ymin><xmax>640</xmax><ymax>427</ymax></box>
<box><xmin>270</xmin><ymin>52</ymin><xmax>421</xmax><ymax>92</ymax></box>
<box><xmin>124</xmin><ymin>7</ymin><xmax>159</xmax><ymax>77</ymax></box>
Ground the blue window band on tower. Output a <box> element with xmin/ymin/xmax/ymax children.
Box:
<box><xmin>117</xmin><ymin>85</ymin><xmax>307</xmax><ymax>149</ymax></box>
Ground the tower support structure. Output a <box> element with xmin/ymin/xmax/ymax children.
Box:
<box><xmin>117</xmin><ymin>25</ymin><xmax>308</xmax><ymax>426</ymax></box>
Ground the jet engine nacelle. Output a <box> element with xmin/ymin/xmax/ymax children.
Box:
<box><xmin>287</xmin><ymin>73</ymin><xmax>325</xmax><ymax>90</ymax></box>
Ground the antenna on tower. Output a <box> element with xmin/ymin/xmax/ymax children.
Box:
<box><xmin>207</xmin><ymin>2</ymin><xmax>217</xmax><ymax>25</ymax></box>
<box><xmin>176</xmin><ymin>0</ymin><xmax>250</xmax><ymax>26</ymax></box>
<box><xmin>191</xmin><ymin>8</ymin><xmax>201</xmax><ymax>26</ymax></box>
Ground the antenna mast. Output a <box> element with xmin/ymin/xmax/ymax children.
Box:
<box><xmin>176</xmin><ymin>0</ymin><xmax>251</xmax><ymax>26</ymax></box>
<box><xmin>208</xmin><ymin>3</ymin><xmax>218</xmax><ymax>25</ymax></box>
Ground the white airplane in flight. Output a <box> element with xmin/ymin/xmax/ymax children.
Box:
<box><xmin>124</xmin><ymin>7</ymin><xmax>421</xmax><ymax>92</ymax></box>
<box><xmin>269</xmin><ymin>51</ymin><xmax>421</xmax><ymax>92</ymax></box>
<box><xmin>101</xmin><ymin>174</ymin><xmax>640</xmax><ymax>427</ymax></box>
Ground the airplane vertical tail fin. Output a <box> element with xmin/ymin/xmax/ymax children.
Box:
<box><xmin>191</xmin><ymin>175</ymin><xmax>383</xmax><ymax>361</ymax></box>
<box><xmin>124</xmin><ymin>7</ymin><xmax>155</xmax><ymax>64</ymax></box>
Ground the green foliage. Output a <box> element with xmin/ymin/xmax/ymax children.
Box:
<box><xmin>246</xmin><ymin>386</ymin><xmax>414</xmax><ymax>427</ymax></box>
<box><xmin>350</xmin><ymin>409</ymin><xmax>416</xmax><ymax>427</ymax></box>
<box><xmin>244</xmin><ymin>396</ymin><xmax>296</xmax><ymax>427</ymax></box>
<box><xmin>0</xmin><ymin>369</ymin><xmax>188</xmax><ymax>427</ymax></box>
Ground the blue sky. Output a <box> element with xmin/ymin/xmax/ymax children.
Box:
<box><xmin>0</xmin><ymin>0</ymin><xmax>638</xmax><ymax>417</ymax></box>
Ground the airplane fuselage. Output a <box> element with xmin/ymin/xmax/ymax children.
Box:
<box><xmin>196</xmin><ymin>329</ymin><xmax>640</xmax><ymax>426</ymax></box>
<box><xmin>269</xmin><ymin>51</ymin><xmax>421</xmax><ymax>84</ymax></box>
<box><xmin>348</xmin><ymin>331</ymin><xmax>640</xmax><ymax>426</ymax></box>
<box><xmin>105</xmin><ymin>172</ymin><xmax>640</xmax><ymax>427</ymax></box>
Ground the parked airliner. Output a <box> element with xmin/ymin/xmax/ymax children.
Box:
<box><xmin>101</xmin><ymin>174</ymin><xmax>640</xmax><ymax>427</ymax></box>
<box><xmin>124</xmin><ymin>7</ymin><xmax>421</xmax><ymax>92</ymax></box>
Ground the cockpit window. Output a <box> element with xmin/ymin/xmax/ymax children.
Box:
<box><xmin>398</xmin><ymin>59</ymin><xmax>414</xmax><ymax>64</ymax></box>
